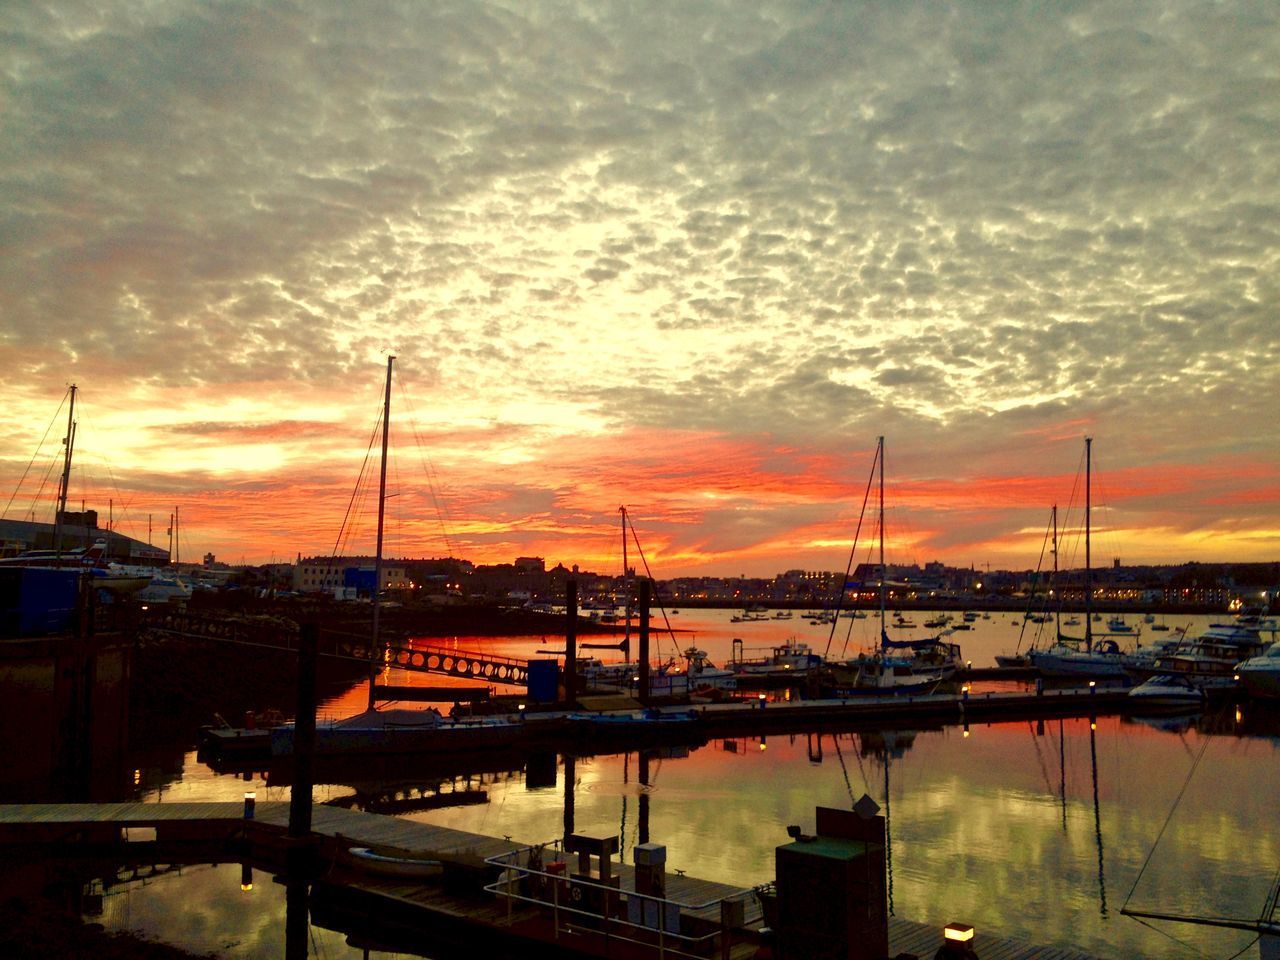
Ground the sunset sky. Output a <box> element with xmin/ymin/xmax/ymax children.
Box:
<box><xmin>2</xmin><ymin>0</ymin><xmax>1277</xmax><ymax>576</ymax></box>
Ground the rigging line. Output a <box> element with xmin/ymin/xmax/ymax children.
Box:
<box><xmin>2</xmin><ymin>389</ymin><xmax>68</xmax><ymax>520</ymax></box>
<box><xmin>395</xmin><ymin>382</ymin><xmax>458</xmax><ymax>557</ymax></box>
<box><xmin>1121</xmin><ymin>717</ymin><xmax>1216</xmax><ymax>914</ymax></box>
<box><xmin>825</xmin><ymin>443</ymin><xmax>879</xmax><ymax>660</ymax></box>
<box><xmin>1220</xmin><ymin>935</ymin><xmax>1262</xmax><ymax>960</ymax></box>
<box><xmin>1128</xmin><ymin>914</ymin><xmax>1209</xmax><ymax>955</ymax></box>
<box><xmin>326</xmin><ymin>407</ymin><xmax>383</xmax><ymax>577</ymax></box>
<box><xmin>1015</xmin><ymin>514</ymin><xmax>1054</xmax><ymax>654</ymax></box>
<box><xmin>624</xmin><ymin>514</ymin><xmax>678</xmax><ymax>660</ymax></box>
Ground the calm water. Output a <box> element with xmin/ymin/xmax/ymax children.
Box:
<box><xmin>94</xmin><ymin>609</ymin><xmax>1280</xmax><ymax>958</ymax></box>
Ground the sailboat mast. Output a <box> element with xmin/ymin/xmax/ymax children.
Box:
<box><xmin>1085</xmin><ymin>437</ymin><xmax>1093</xmax><ymax>653</ymax></box>
<box><xmin>878</xmin><ymin>436</ymin><xmax>886</xmax><ymax>648</ymax></box>
<box><xmin>53</xmin><ymin>384</ymin><xmax>77</xmax><ymax>561</ymax></box>
<box><xmin>1051</xmin><ymin>503</ymin><xmax>1059</xmax><ymax>638</ymax></box>
<box><xmin>620</xmin><ymin>505</ymin><xmax>631</xmax><ymax>653</ymax></box>
<box><xmin>368</xmin><ymin>355</ymin><xmax>395</xmax><ymax>709</ymax></box>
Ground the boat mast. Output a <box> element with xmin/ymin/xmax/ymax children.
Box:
<box><xmin>1085</xmin><ymin>437</ymin><xmax>1092</xmax><ymax>653</ymax></box>
<box><xmin>368</xmin><ymin>355</ymin><xmax>395</xmax><ymax>709</ymax></box>
<box><xmin>53</xmin><ymin>384</ymin><xmax>77</xmax><ymax>562</ymax></box>
<box><xmin>1051</xmin><ymin>503</ymin><xmax>1059</xmax><ymax>640</ymax></box>
<box><xmin>620</xmin><ymin>505</ymin><xmax>632</xmax><ymax>658</ymax></box>
<box><xmin>878</xmin><ymin>436</ymin><xmax>886</xmax><ymax>651</ymax></box>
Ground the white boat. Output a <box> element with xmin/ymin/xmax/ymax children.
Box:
<box><xmin>1236</xmin><ymin>642</ymin><xmax>1280</xmax><ymax>699</ymax></box>
<box><xmin>270</xmin><ymin>707</ymin><xmax>529</xmax><ymax>756</ymax></box>
<box><xmin>1124</xmin><ymin>622</ymin><xmax>1268</xmax><ymax>687</ymax></box>
<box><xmin>137</xmin><ymin>575</ymin><xmax>194</xmax><ymax>603</ymax></box>
<box><xmin>729</xmin><ymin>637</ymin><xmax>823</xmax><ymax>678</ymax></box>
<box><xmin>1128</xmin><ymin>674</ymin><xmax>1205</xmax><ymax>711</ymax></box>
<box><xmin>346</xmin><ymin>846</ymin><xmax>444</xmax><ymax>879</ymax></box>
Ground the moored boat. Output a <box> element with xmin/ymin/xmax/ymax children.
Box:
<box><xmin>269</xmin><ymin>707</ymin><xmax>538</xmax><ymax>756</ymax></box>
<box><xmin>1127</xmin><ymin>674</ymin><xmax>1205</xmax><ymax>712</ymax></box>
<box><xmin>1234</xmin><ymin>642</ymin><xmax>1280</xmax><ymax>699</ymax></box>
<box><xmin>345</xmin><ymin>846</ymin><xmax>444</xmax><ymax>879</ymax></box>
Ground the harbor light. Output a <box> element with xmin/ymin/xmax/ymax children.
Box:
<box><xmin>240</xmin><ymin>863</ymin><xmax>253</xmax><ymax>892</ymax></box>
<box><xmin>944</xmin><ymin>923</ymin><xmax>975</xmax><ymax>942</ymax></box>
<box><xmin>243</xmin><ymin>791</ymin><xmax>255</xmax><ymax>820</ymax></box>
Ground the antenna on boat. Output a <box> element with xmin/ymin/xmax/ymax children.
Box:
<box><xmin>368</xmin><ymin>355</ymin><xmax>395</xmax><ymax>709</ymax></box>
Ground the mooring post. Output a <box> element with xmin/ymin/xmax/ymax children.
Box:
<box><xmin>288</xmin><ymin>622</ymin><xmax>318</xmax><ymax>840</ymax></box>
<box><xmin>564</xmin><ymin>578</ymin><xmax>578</xmax><ymax>705</ymax></box>
<box><xmin>638</xmin><ymin>578</ymin><xmax>651</xmax><ymax>705</ymax></box>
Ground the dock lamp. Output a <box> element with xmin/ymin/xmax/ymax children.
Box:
<box><xmin>1089</xmin><ymin>680</ymin><xmax>1096</xmax><ymax>695</ymax></box>
<box><xmin>240</xmin><ymin>863</ymin><xmax>253</xmax><ymax>892</ymax></box>
<box><xmin>935</xmin><ymin>922</ymin><xmax>978</xmax><ymax>959</ymax></box>
<box><xmin>243</xmin><ymin>791</ymin><xmax>256</xmax><ymax>820</ymax></box>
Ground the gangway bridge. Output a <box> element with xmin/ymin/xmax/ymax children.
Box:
<box><xmin>140</xmin><ymin>610</ymin><xmax>535</xmax><ymax>687</ymax></box>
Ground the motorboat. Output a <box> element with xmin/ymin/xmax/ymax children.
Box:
<box><xmin>1236</xmin><ymin>642</ymin><xmax>1280</xmax><ymax>699</ymax></box>
<box><xmin>138</xmin><ymin>575</ymin><xmax>194</xmax><ymax>604</ymax></box>
<box><xmin>1127</xmin><ymin>674</ymin><xmax>1205</xmax><ymax>712</ymax></box>
<box><xmin>1124</xmin><ymin>622</ymin><xmax>1268</xmax><ymax>687</ymax></box>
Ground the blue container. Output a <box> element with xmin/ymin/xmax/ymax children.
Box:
<box><xmin>526</xmin><ymin>658</ymin><xmax>559</xmax><ymax>703</ymax></box>
<box><xmin>0</xmin><ymin>567</ymin><xmax>81</xmax><ymax>637</ymax></box>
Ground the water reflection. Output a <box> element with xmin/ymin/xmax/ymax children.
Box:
<box><xmin>5</xmin><ymin>609</ymin><xmax>1279</xmax><ymax>958</ymax></box>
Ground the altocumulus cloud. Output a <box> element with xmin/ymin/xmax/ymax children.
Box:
<box><xmin>1</xmin><ymin>0</ymin><xmax>1278</xmax><ymax>568</ymax></box>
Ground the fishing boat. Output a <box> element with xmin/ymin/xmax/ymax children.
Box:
<box><xmin>729</xmin><ymin>637</ymin><xmax>824</xmax><ymax>679</ymax></box>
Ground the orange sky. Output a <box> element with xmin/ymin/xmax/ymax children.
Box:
<box><xmin>2</xmin><ymin>3</ymin><xmax>1277</xmax><ymax>574</ymax></box>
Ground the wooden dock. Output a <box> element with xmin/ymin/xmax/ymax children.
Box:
<box><xmin>0</xmin><ymin>801</ymin><xmax>1104</xmax><ymax>959</ymax></box>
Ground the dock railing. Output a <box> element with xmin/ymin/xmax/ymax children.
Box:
<box><xmin>485</xmin><ymin>841</ymin><xmax>758</xmax><ymax>959</ymax></box>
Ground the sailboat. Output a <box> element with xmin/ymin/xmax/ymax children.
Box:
<box><xmin>1029</xmin><ymin>439</ymin><xmax>1132</xmax><ymax>680</ymax></box>
<box><xmin>2</xmin><ymin>385</ymin><xmax>153</xmax><ymax>596</ymax></box>
<box><xmin>821</xmin><ymin>437</ymin><xmax>947</xmax><ymax>696</ymax></box>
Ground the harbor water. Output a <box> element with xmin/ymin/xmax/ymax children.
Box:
<box><xmin>34</xmin><ymin>610</ymin><xmax>1280</xmax><ymax>957</ymax></box>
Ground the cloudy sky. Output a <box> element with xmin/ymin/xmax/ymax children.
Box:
<box><xmin>2</xmin><ymin>0</ymin><xmax>1278</xmax><ymax>575</ymax></box>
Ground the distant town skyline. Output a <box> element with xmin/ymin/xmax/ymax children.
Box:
<box><xmin>2</xmin><ymin>2</ymin><xmax>1277</xmax><ymax>575</ymax></box>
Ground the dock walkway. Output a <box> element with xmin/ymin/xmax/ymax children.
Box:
<box><xmin>0</xmin><ymin>802</ymin><xmax>1104</xmax><ymax>959</ymax></box>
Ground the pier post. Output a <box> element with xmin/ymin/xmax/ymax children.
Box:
<box><xmin>563</xmin><ymin>754</ymin><xmax>576</xmax><ymax>839</ymax></box>
<box><xmin>288</xmin><ymin>623</ymin><xmax>318</xmax><ymax>840</ymax></box>
<box><xmin>638</xmin><ymin>578</ymin><xmax>651</xmax><ymax>705</ymax></box>
<box><xmin>564</xmin><ymin>579</ymin><xmax>578</xmax><ymax>705</ymax></box>
<box><xmin>638</xmin><ymin>751</ymin><xmax>650</xmax><ymax>846</ymax></box>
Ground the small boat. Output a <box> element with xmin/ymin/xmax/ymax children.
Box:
<box><xmin>1127</xmin><ymin>674</ymin><xmax>1205</xmax><ymax>712</ymax></box>
<box><xmin>346</xmin><ymin>846</ymin><xmax>444</xmax><ymax>879</ymax></box>
<box><xmin>994</xmin><ymin>653</ymin><xmax>1031</xmax><ymax>669</ymax></box>
<box><xmin>1107</xmin><ymin>616</ymin><xmax>1134</xmax><ymax>633</ymax></box>
<box><xmin>1235</xmin><ymin>642</ymin><xmax>1280</xmax><ymax>699</ymax></box>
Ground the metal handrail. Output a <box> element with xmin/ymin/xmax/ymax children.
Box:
<box><xmin>484</xmin><ymin>841</ymin><xmax>758</xmax><ymax>959</ymax></box>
